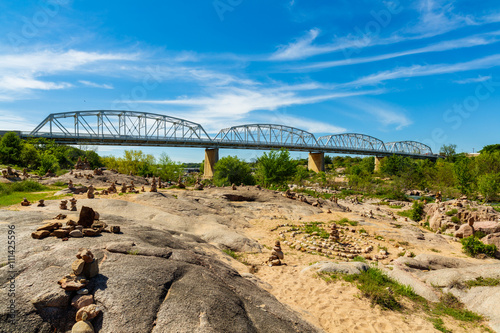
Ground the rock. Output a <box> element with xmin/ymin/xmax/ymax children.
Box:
<box><xmin>302</xmin><ymin>261</ymin><xmax>369</xmax><ymax>275</ymax></box>
<box><xmin>71</xmin><ymin>294</ymin><xmax>94</xmax><ymax>310</ymax></box>
<box><xmin>52</xmin><ymin>229</ymin><xmax>69</xmax><ymax>238</ymax></box>
<box><xmin>72</xmin><ymin>259</ymin><xmax>86</xmax><ymax>275</ymax></box>
<box><xmin>70</xmin><ymin>230</ymin><xmax>83</xmax><ymax>238</ymax></box>
<box><xmin>31</xmin><ymin>289</ymin><xmax>72</xmax><ymax>309</ymax></box>
<box><xmin>71</xmin><ymin>314</ymin><xmax>94</xmax><ymax>333</ymax></box>
<box><xmin>110</xmin><ymin>225</ymin><xmax>120</xmax><ymax>233</ymax></box>
<box><xmin>454</xmin><ymin>223</ymin><xmax>475</xmax><ymax>238</ymax></box>
<box><xmin>82</xmin><ymin>259</ymin><xmax>99</xmax><ymax>278</ymax></box>
<box><xmin>31</xmin><ymin>230</ymin><xmax>51</xmax><ymax>239</ymax></box>
<box><xmin>37</xmin><ymin>221</ymin><xmax>62</xmax><ymax>231</ymax></box>
<box><xmin>60</xmin><ymin>280</ymin><xmax>87</xmax><ymax>291</ymax></box>
<box><xmin>473</xmin><ymin>221</ymin><xmax>500</xmax><ymax>235</ymax></box>
<box><xmin>78</xmin><ymin>206</ymin><xmax>96</xmax><ymax>228</ymax></box>
<box><xmin>75</xmin><ymin>304</ymin><xmax>100</xmax><ymax>321</ymax></box>
<box><xmin>83</xmin><ymin>228</ymin><xmax>101</xmax><ymax>237</ymax></box>
<box><xmin>77</xmin><ymin>288</ymin><xmax>89</xmax><ymax>295</ymax></box>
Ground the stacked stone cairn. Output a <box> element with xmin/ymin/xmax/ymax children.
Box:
<box><xmin>231</xmin><ymin>183</ymin><xmax>237</xmax><ymax>190</ymax></box>
<box><xmin>150</xmin><ymin>177</ymin><xmax>157</xmax><ymax>192</ymax></box>
<box><xmin>268</xmin><ymin>241</ymin><xmax>284</xmax><ymax>266</ymax></box>
<box><xmin>141</xmin><ymin>185</ymin><xmax>145</xmax><ymax>192</ymax></box>
<box><xmin>329</xmin><ymin>223</ymin><xmax>340</xmax><ymax>242</ymax></box>
<box><xmin>60</xmin><ymin>200</ymin><xmax>68</xmax><ymax>210</ymax></box>
<box><xmin>21</xmin><ymin>197</ymin><xmax>31</xmax><ymax>206</ymax></box>
<box><xmin>121</xmin><ymin>183</ymin><xmax>127</xmax><ymax>193</ymax></box>
<box><xmin>70</xmin><ymin>198</ymin><xmax>78</xmax><ymax>211</ymax></box>
<box><xmin>22</xmin><ymin>168</ymin><xmax>29</xmax><ymax>179</ymax></box>
<box><xmin>177</xmin><ymin>175</ymin><xmax>186</xmax><ymax>189</ymax></box>
<box><xmin>158</xmin><ymin>178</ymin><xmax>163</xmax><ymax>189</ymax></box>
<box><xmin>107</xmin><ymin>182</ymin><xmax>117</xmax><ymax>194</ymax></box>
<box><xmin>68</xmin><ymin>179</ymin><xmax>75</xmax><ymax>189</ymax></box>
<box><xmin>194</xmin><ymin>178</ymin><xmax>204</xmax><ymax>190</ymax></box>
<box><xmin>56</xmin><ymin>249</ymin><xmax>101</xmax><ymax>333</ymax></box>
<box><xmin>87</xmin><ymin>185</ymin><xmax>95</xmax><ymax>199</ymax></box>
<box><xmin>37</xmin><ymin>199</ymin><xmax>45</xmax><ymax>207</ymax></box>
<box><xmin>93</xmin><ymin>168</ymin><xmax>103</xmax><ymax>175</ymax></box>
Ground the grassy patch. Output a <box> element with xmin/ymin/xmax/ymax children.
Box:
<box><xmin>465</xmin><ymin>277</ymin><xmax>500</xmax><ymax>288</ymax></box>
<box><xmin>428</xmin><ymin>317</ymin><xmax>451</xmax><ymax>333</ymax></box>
<box><xmin>302</xmin><ymin>222</ymin><xmax>330</xmax><ymax>239</ymax></box>
<box><xmin>451</xmin><ymin>216</ymin><xmax>460</xmax><ymax>223</ymax></box>
<box><xmin>461</xmin><ymin>236</ymin><xmax>497</xmax><ymax>257</ymax></box>
<box><xmin>352</xmin><ymin>256</ymin><xmax>366</xmax><ymax>263</ymax></box>
<box><xmin>335</xmin><ymin>218</ymin><xmax>358</xmax><ymax>226</ymax></box>
<box><xmin>445</xmin><ymin>209</ymin><xmax>458</xmax><ymax>216</ymax></box>
<box><xmin>222</xmin><ymin>249</ymin><xmax>239</xmax><ymax>259</ymax></box>
<box><xmin>434</xmin><ymin>293</ymin><xmax>483</xmax><ymax>322</ymax></box>
<box><xmin>0</xmin><ymin>180</ymin><xmax>70</xmax><ymax>207</ymax></box>
<box><xmin>389</xmin><ymin>204</ymin><xmax>403</xmax><ymax>209</ymax></box>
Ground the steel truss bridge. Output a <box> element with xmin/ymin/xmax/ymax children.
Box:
<box><xmin>14</xmin><ymin>110</ymin><xmax>437</xmax><ymax>159</ymax></box>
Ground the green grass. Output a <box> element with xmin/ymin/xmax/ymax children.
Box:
<box><xmin>465</xmin><ymin>277</ymin><xmax>500</xmax><ymax>288</ymax></box>
<box><xmin>294</xmin><ymin>188</ymin><xmax>333</xmax><ymax>200</ymax></box>
<box><xmin>451</xmin><ymin>216</ymin><xmax>460</xmax><ymax>223</ymax></box>
<box><xmin>428</xmin><ymin>317</ymin><xmax>451</xmax><ymax>333</ymax></box>
<box><xmin>445</xmin><ymin>209</ymin><xmax>458</xmax><ymax>216</ymax></box>
<box><xmin>302</xmin><ymin>222</ymin><xmax>330</xmax><ymax>239</ymax></box>
<box><xmin>397</xmin><ymin>210</ymin><xmax>412</xmax><ymax>218</ymax></box>
<box><xmin>434</xmin><ymin>293</ymin><xmax>483</xmax><ymax>322</ymax></box>
<box><xmin>430</xmin><ymin>248</ymin><xmax>441</xmax><ymax>253</ymax></box>
<box><xmin>335</xmin><ymin>218</ymin><xmax>358</xmax><ymax>226</ymax></box>
<box><xmin>0</xmin><ymin>180</ymin><xmax>69</xmax><ymax>208</ymax></box>
<box><xmin>461</xmin><ymin>236</ymin><xmax>497</xmax><ymax>257</ymax></box>
<box><xmin>222</xmin><ymin>249</ymin><xmax>239</xmax><ymax>259</ymax></box>
<box><xmin>352</xmin><ymin>256</ymin><xmax>367</xmax><ymax>263</ymax></box>
<box><xmin>389</xmin><ymin>204</ymin><xmax>403</xmax><ymax>209</ymax></box>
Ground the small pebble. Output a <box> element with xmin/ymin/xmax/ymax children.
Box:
<box><xmin>77</xmin><ymin>289</ymin><xmax>89</xmax><ymax>295</ymax></box>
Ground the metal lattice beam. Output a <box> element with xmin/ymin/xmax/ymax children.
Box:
<box><xmin>385</xmin><ymin>141</ymin><xmax>433</xmax><ymax>155</ymax></box>
<box><xmin>214</xmin><ymin>124</ymin><xmax>318</xmax><ymax>147</ymax></box>
<box><xmin>317</xmin><ymin>133</ymin><xmax>387</xmax><ymax>152</ymax></box>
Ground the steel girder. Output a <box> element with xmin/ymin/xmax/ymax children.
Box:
<box><xmin>214</xmin><ymin>124</ymin><xmax>318</xmax><ymax>147</ymax></box>
<box><xmin>385</xmin><ymin>141</ymin><xmax>433</xmax><ymax>155</ymax></box>
<box><xmin>317</xmin><ymin>133</ymin><xmax>387</xmax><ymax>152</ymax></box>
<box><xmin>30</xmin><ymin>110</ymin><xmax>211</xmax><ymax>141</ymax></box>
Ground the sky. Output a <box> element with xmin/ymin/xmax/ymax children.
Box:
<box><xmin>0</xmin><ymin>0</ymin><xmax>499</xmax><ymax>162</ymax></box>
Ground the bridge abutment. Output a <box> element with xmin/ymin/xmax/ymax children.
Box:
<box><xmin>308</xmin><ymin>152</ymin><xmax>325</xmax><ymax>173</ymax></box>
<box><xmin>203</xmin><ymin>148</ymin><xmax>219</xmax><ymax>179</ymax></box>
<box><xmin>374</xmin><ymin>156</ymin><xmax>384</xmax><ymax>172</ymax></box>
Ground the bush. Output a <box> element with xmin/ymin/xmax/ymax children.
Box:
<box><xmin>213</xmin><ymin>156</ymin><xmax>254</xmax><ymax>186</ymax></box>
<box><xmin>256</xmin><ymin>149</ymin><xmax>296</xmax><ymax>187</ymax></box>
<box><xmin>461</xmin><ymin>236</ymin><xmax>497</xmax><ymax>257</ymax></box>
<box><xmin>409</xmin><ymin>201</ymin><xmax>425</xmax><ymax>221</ymax></box>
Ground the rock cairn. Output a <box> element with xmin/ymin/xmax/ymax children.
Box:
<box><xmin>68</xmin><ymin>179</ymin><xmax>75</xmax><ymax>189</ymax></box>
<box><xmin>93</xmin><ymin>168</ymin><xmax>103</xmax><ymax>175</ymax></box>
<box><xmin>329</xmin><ymin>223</ymin><xmax>340</xmax><ymax>242</ymax></box>
<box><xmin>150</xmin><ymin>177</ymin><xmax>157</xmax><ymax>192</ymax></box>
<box><xmin>107</xmin><ymin>182</ymin><xmax>117</xmax><ymax>194</ymax></box>
<box><xmin>56</xmin><ymin>249</ymin><xmax>101</xmax><ymax>333</ymax></box>
<box><xmin>268</xmin><ymin>241</ymin><xmax>284</xmax><ymax>266</ymax></box>
<box><xmin>87</xmin><ymin>185</ymin><xmax>95</xmax><ymax>199</ymax></box>
<box><xmin>177</xmin><ymin>176</ymin><xmax>186</xmax><ymax>189</ymax></box>
<box><xmin>141</xmin><ymin>185</ymin><xmax>145</xmax><ymax>192</ymax></box>
<box><xmin>21</xmin><ymin>197</ymin><xmax>31</xmax><ymax>206</ymax></box>
<box><xmin>121</xmin><ymin>183</ymin><xmax>127</xmax><ymax>193</ymax></box>
<box><xmin>70</xmin><ymin>198</ymin><xmax>78</xmax><ymax>211</ymax></box>
<box><xmin>60</xmin><ymin>200</ymin><xmax>68</xmax><ymax>210</ymax></box>
<box><xmin>231</xmin><ymin>183</ymin><xmax>237</xmax><ymax>190</ymax></box>
<box><xmin>37</xmin><ymin>199</ymin><xmax>45</xmax><ymax>207</ymax></box>
<box><xmin>194</xmin><ymin>179</ymin><xmax>204</xmax><ymax>190</ymax></box>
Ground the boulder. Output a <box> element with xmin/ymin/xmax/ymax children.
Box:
<box><xmin>31</xmin><ymin>230</ymin><xmax>51</xmax><ymax>239</ymax></box>
<box><xmin>52</xmin><ymin>229</ymin><xmax>69</xmax><ymax>238</ymax></box>
<box><xmin>474</xmin><ymin>221</ymin><xmax>500</xmax><ymax>235</ymax></box>
<box><xmin>454</xmin><ymin>224</ymin><xmax>474</xmax><ymax>238</ymax></box>
<box><xmin>71</xmin><ymin>259</ymin><xmax>86</xmax><ymax>275</ymax></box>
<box><xmin>78</xmin><ymin>206</ymin><xmax>96</xmax><ymax>228</ymax></box>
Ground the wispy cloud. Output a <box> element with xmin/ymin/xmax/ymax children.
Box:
<box><xmin>0</xmin><ymin>110</ymin><xmax>38</xmax><ymax>131</ymax></box>
<box><xmin>453</xmin><ymin>75</ymin><xmax>492</xmax><ymax>84</ymax></box>
<box><xmin>296</xmin><ymin>31</ymin><xmax>500</xmax><ymax>71</ymax></box>
<box><xmin>342</xmin><ymin>99</ymin><xmax>412</xmax><ymax>130</ymax></box>
<box><xmin>79</xmin><ymin>80</ymin><xmax>113</xmax><ymax>89</ymax></box>
<box><xmin>346</xmin><ymin>54</ymin><xmax>500</xmax><ymax>87</ymax></box>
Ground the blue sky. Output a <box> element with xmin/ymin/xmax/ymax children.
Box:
<box><xmin>0</xmin><ymin>0</ymin><xmax>499</xmax><ymax>162</ymax></box>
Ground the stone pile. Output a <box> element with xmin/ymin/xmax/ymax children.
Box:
<box><xmin>150</xmin><ymin>177</ymin><xmax>157</xmax><ymax>192</ymax></box>
<box><xmin>87</xmin><ymin>185</ymin><xmax>95</xmax><ymax>199</ymax></box>
<box><xmin>44</xmin><ymin>169</ymin><xmax>56</xmax><ymax>177</ymax></box>
<box><xmin>121</xmin><ymin>183</ymin><xmax>127</xmax><ymax>193</ymax></box>
<box><xmin>276</xmin><ymin>222</ymin><xmax>383</xmax><ymax>261</ymax></box>
<box><xmin>194</xmin><ymin>179</ymin><xmax>204</xmax><ymax>190</ymax></box>
<box><xmin>107</xmin><ymin>182</ymin><xmax>117</xmax><ymax>194</ymax></box>
<box><xmin>57</xmin><ymin>249</ymin><xmax>101</xmax><ymax>333</ymax></box>
<box><xmin>60</xmin><ymin>200</ymin><xmax>68</xmax><ymax>210</ymax></box>
<box><xmin>21</xmin><ymin>197</ymin><xmax>31</xmax><ymax>206</ymax></box>
<box><xmin>177</xmin><ymin>176</ymin><xmax>186</xmax><ymax>189</ymax></box>
<box><xmin>37</xmin><ymin>199</ymin><xmax>45</xmax><ymax>207</ymax></box>
<box><xmin>93</xmin><ymin>168</ymin><xmax>103</xmax><ymax>175</ymax></box>
<box><xmin>70</xmin><ymin>198</ymin><xmax>78</xmax><ymax>211</ymax></box>
<box><xmin>232</xmin><ymin>183</ymin><xmax>237</xmax><ymax>190</ymax></box>
<box><xmin>268</xmin><ymin>241</ymin><xmax>284</xmax><ymax>266</ymax></box>
<box><xmin>31</xmin><ymin>206</ymin><xmax>121</xmax><ymax>240</ymax></box>
<box><xmin>2</xmin><ymin>166</ymin><xmax>20</xmax><ymax>178</ymax></box>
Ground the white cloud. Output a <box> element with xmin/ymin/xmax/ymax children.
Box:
<box><xmin>453</xmin><ymin>75</ymin><xmax>492</xmax><ymax>84</ymax></box>
<box><xmin>254</xmin><ymin>114</ymin><xmax>346</xmax><ymax>134</ymax></box>
<box><xmin>346</xmin><ymin>54</ymin><xmax>500</xmax><ymax>86</ymax></box>
<box><xmin>0</xmin><ymin>110</ymin><xmax>38</xmax><ymax>131</ymax></box>
<box><xmin>79</xmin><ymin>80</ymin><xmax>113</xmax><ymax>89</ymax></box>
<box><xmin>342</xmin><ymin>99</ymin><xmax>412</xmax><ymax>130</ymax></box>
<box><xmin>297</xmin><ymin>31</ymin><xmax>500</xmax><ymax>71</ymax></box>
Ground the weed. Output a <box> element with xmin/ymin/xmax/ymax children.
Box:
<box><xmin>397</xmin><ymin>241</ymin><xmax>409</xmax><ymax>246</ymax></box>
<box><xmin>375</xmin><ymin>236</ymin><xmax>385</xmax><ymax>241</ymax></box>
<box><xmin>465</xmin><ymin>277</ymin><xmax>500</xmax><ymax>288</ymax></box>
<box><xmin>461</xmin><ymin>236</ymin><xmax>497</xmax><ymax>257</ymax></box>
<box><xmin>434</xmin><ymin>293</ymin><xmax>483</xmax><ymax>322</ymax></box>
<box><xmin>430</xmin><ymin>248</ymin><xmax>441</xmax><ymax>253</ymax></box>
<box><xmin>222</xmin><ymin>249</ymin><xmax>239</xmax><ymax>259</ymax></box>
<box><xmin>428</xmin><ymin>317</ymin><xmax>451</xmax><ymax>333</ymax></box>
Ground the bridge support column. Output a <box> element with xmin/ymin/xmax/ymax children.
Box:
<box><xmin>308</xmin><ymin>152</ymin><xmax>325</xmax><ymax>173</ymax></box>
<box><xmin>204</xmin><ymin>148</ymin><xmax>219</xmax><ymax>179</ymax></box>
<box><xmin>374</xmin><ymin>156</ymin><xmax>384</xmax><ymax>172</ymax></box>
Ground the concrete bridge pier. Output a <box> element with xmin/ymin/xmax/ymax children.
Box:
<box><xmin>308</xmin><ymin>152</ymin><xmax>325</xmax><ymax>173</ymax></box>
<box><xmin>374</xmin><ymin>156</ymin><xmax>384</xmax><ymax>172</ymax></box>
<box><xmin>203</xmin><ymin>148</ymin><xmax>219</xmax><ymax>179</ymax></box>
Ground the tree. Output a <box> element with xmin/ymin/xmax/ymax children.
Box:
<box><xmin>453</xmin><ymin>156</ymin><xmax>475</xmax><ymax>195</ymax></box>
<box><xmin>440</xmin><ymin>144</ymin><xmax>457</xmax><ymax>160</ymax></box>
<box><xmin>477</xmin><ymin>173</ymin><xmax>500</xmax><ymax>202</ymax></box>
<box><xmin>19</xmin><ymin>143</ymin><xmax>40</xmax><ymax>169</ymax></box>
<box><xmin>480</xmin><ymin>144</ymin><xmax>500</xmax><ymax>154</ymax></box>
<box><xmin>0</xmin><ymin>132</ymin><xmax>23</xmax><ymax>164</ymax></box>
<box><xmin>256</xmin><ymin>149</ymin><xmax>296</xmax><ymax>187</ymax></box>
<box><xmin>158</xmin><ymin>153</ymin><xmax>184</xmax><ymax>181</ymax></box>
<box><xmin>37</xmin><ymin>152</ymin><xmax>59</xmax><ymax>175</ymax></box>
<box><xmin>213</xmin><ymin>156</ymin><xmax>254</xmax><ymax>186</ymax></box>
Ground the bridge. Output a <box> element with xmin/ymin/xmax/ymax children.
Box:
<box><xmin>10</xmin><ymin>110</ymin><xmax>438</xmax><ymax>177</ymax></box>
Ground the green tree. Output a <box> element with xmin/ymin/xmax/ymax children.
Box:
<box><xmin>439</xmin><ymin>144</ymin><xmax>457</xmax><ymax>160</ymax></box>
<box><xmin>256</xmin><ymin>149</ymin><xmax>296</xmax><ymax>187</ymax></box>
<box><xmin>0</xmin><ymin>132</ymin><xmax>23</xmax><ymax>164</ymax></box>
<box><xmin>213</xmin><ymin>155</ymin><xmax>254</xmax><ymax>186</ymax></box>
<box><xmin>480</xmin><ymin>144</ymin><xmax>500</xmax><ymax>154</ymax></box>
<box><xmin>158</xmin><ymin>153</ymin><xmax>184</xmax><ymax>181</ymax></box>
<box><xmin>37</xmin><ymin>152</ymin><xmax>59</xmax><ymax>175</ymax></box>
<box><xmin>477</xmin><ymin>173</ymin><xmax>500</xmax><ymax>202</ymax></box>
<box><xmin>454</xmin><ymin>156</ymin><xmax>475</xmax><ymax>195</ymax></box>
<box><xmin>19</xmin><ymin>143</ymin><xmax>40</xmax><ymax>169</ymax></box>
<box><xmin>85</xmin><ymin>150</ymin><xmax>104</xmax><ymax>169</ymax></box>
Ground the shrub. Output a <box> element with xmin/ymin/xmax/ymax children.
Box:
<box><xmin>409</xmin><ymin>201</ymin><xmax>425</xmax><ymax>221</ymax></box>
<box><xmin>256</xmin><ymin>149</ymin><xmax>297</xmax><ymax>186</ymax></box>
<box><xmin>451</xmin><ymin>216</ymin><xmax>460</xmax><ymax>223</ymax></box>
<box><xmin>213</xmin><ymin>155</ymin><xmax>254</xmax><ymax>186</ymax></box>
<box><xmin>445</xmin><ymin>209</ymin><xmax>458</xmax><ymax>216</ymax></box>
<box><xmin>461</xmin><ymin>236</ymin><xmax>497</xmax><ymax>257</ymax></box>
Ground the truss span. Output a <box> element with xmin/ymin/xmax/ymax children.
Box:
<box><xmin>214</xmin><ymin>124</ymin><xmax>318</xmax><ymax>147</ymax></box>
<box><xmin>385</xmin><ymin>141</ymin><xmax>433</xmax><ymax>155</ymax></box>
<box><xmin>30</xmin><ymin>110</ymin><xmax>211</xmax><ymax>142</ymax></box>
<box><xmin>317</xmin><ymin>133</ymin><xmax>387</xmax><ymax>152</ymax></box>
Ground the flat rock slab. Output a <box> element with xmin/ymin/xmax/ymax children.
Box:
<box><xmin>422</xmin><ymin>263</ymin><xmax>500</xmax><ymax>287</ymax></box>
<box><xmin>301</xmin><ymin>261</ymin><xmax>369</xmax><ymax>275</ymax></box>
